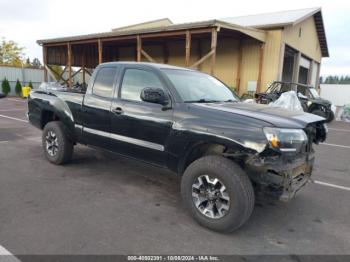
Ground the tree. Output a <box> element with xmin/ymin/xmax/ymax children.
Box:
<box><xmin>15</xmin><ymin>79</ymin><xmax>22</xmax><ymax>96</ymax></box>
<box><xmin>1</xmin><ymin>78</ymin><xmax>11</xmax><ymax>95</ymax></box>
<box><xmin>31</xmin><ymin>58</ymin><xmax>42</xmax><ymax>69</ymax></box>
<box><xmin>28</xmin><ymin>81</ymin><xmax>33</xmax><ymax>89</ymax></box>
<box><xmin>0</xmin><ymin>38</ymin><xmax>25</xmax><ymax>66</ymax></box>
<box><xmin>25</xmin><ymin>57</ymin><xmax>31</xmax><ymax>67</ymax></box>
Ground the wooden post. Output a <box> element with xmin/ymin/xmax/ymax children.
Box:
<box><xmin>197</xmin><ymin>40</ymin><xmax>202</xmax><ymax>70</ymax></box>
<box><xmin>98</xmin><ymin>39</ymin><xmax>103</xmax><ymax>64</ymax></box>
<box><xmin>210</xmin><ymin>28</ymin><xmax>218</xmax><ymax>76</ymax></box>
<box><xmin>82</xmin><ymin>49</ymin><xmax>86</xmax><ymax>85</ymax></box>
<box><xmin>185</xmin><ymin>30</ymin><xmax>191</xmax><ymax>67</ymax></box>
<box><xmin>43</xmin><ymin>46</ymin><xmax>48</xmax><ymax>81</ymax></box>
<box><xmin>67</xmin><ymin>43</ymin><xmax>72</xmax><ymax>88</ymax></box>
<box><xmin>256</xmin><ymin>43</ymin><xmax>265</xmax><ymax>93</ymax></box>
<box><xmin>136</xmin><ymin>35</ymin><xmax>142</xmax><ymax>62</ymax></box>
<box><xmin>163</xmin><ymin>42</ymin><xmax>169</xmax><ymax>64</ymax></box>
<box><xmin>236</xmin><ymin>40</ymin><xmax>242</xmax><ymax>94</ymax></box>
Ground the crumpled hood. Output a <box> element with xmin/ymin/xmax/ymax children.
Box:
<box><xmin>194</xmin><ymin>102</ymin><xmax>325</xmax><ymax>129</ymax></box>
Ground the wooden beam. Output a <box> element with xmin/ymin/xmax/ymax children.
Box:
<box><xmin>43</xmin><ymin>46</ymin><xmax>48</xmax><ymax>81</ymax></box>
<box><xmin>236</xmin><ymin>40</ymin><xmax>242</xmax><ymax>94</ymax></box>
<box><xmin>98</xmin><ymin>39</ymin><xmax>103</xmax><ymax>64</ymax></box>
<box><xmin>45</xmin><ymin>65</ymin><xmax>58</xmax><ymax>81</ymax></box>
<box><xmin>190</xmin><ymin>49</ymin><xmax>215</xmax><ymax>68</ymax></box>
<box><xmin>136</xmin><ymin>35</ymin><xmax>142</xmax><ymax>62</ymax></box>
<box><xmin>256</xmin><ymin>43</ymin><xmax>265</xmax><ymax>93</ymax></box>
<box><xmin>71</xmin><ymin>68</ymin><xmax>82</xmax><ymax>78</ymax></box>
<box><xmin>210</xmin><ymin>28</ymin><xmax>218</xmax><ymax>76</ymax></box>
<box><xmin>41</xmin><ymin>28</ymin><xmax>214</xmax><ymax>47</ymax></box>
<box><xmin>163</xmin><ymin>42</ymin><xmax>169</xmax><ymax>64</ymax></box>
<box><xmin>81</xmin><ymin>52</ymin><xmax>85</xmax><ymax>84</ymax></box>
<box><xmin>67</xmin><ymin>43</ymin><xmax>72</xmax><ymax>88</ymax></box>
<box><xmin>141</xmin><ymin>49</ymin><xmax>156</xmax><ymax>63</ymax></box>
<box><xmin>185</xmin><ymin>30</ymin><xmax>191</xmax><ymax>67</ymax></box>
<box><xmin>141</xmin><ymin>28</ymin><xmax>213</xmax><ymax>39</ymax></box>
<box><xmin>58</xmin><ymin>66</ymin><xmax>67</xmax><ymax>81</ymax></box>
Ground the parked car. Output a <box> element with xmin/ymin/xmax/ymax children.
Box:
<box><xmin>255</xmin><ymin>81</ymin><xmax>335</xmax><ymax>122</ymax></box>
<box><xmin>0</xmin><ymin>93</ymin><xmax>6</xmax><ymax>99</ymax></box>
<box><xmin>28</xmin><ymin>62</ymin><xmax>327</xmax><ymax>232</ymax></box>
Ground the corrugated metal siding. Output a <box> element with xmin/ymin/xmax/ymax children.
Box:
<box><xmin>239</xmin><ymin>39</ymin><xmax>260</xmax><ymax>94</ymax></box>
<box><xmin>0</xmin><ymin>66</ymin><xmax>45</xmax><ymax>95</ymax></box>
<box><xmin>283</xmin><ymin>17</ymin><xmax>322</xmax><ymax>62</ymax></box>
<box><xmin>261</xmin><ymin>30</ymin><xmax>283</xmax><ymax>91</ymax></box>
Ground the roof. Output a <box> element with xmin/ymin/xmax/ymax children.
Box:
<box><xmin>112</xmin><ymin>18</ymin><xmax>173</xmax><ymax>32</ymax></box>
<box><xmin>37</xmin><ymin>19</ymin><xmax>266</xmax><ymax>44</ymax></box>
<box><xmin>37</xmin><ymin>8</ymin><xmax>328</xmax><ymax>57</ymax></box>
<box><xmin>221</xmin><ymin>7</ymin><xmax>328</xmax><ymax>57</ymax></box>
<box><xmin>220</xmin><ymin>7</ymin><xmax>321</xmax><ymax>28</ymax></box>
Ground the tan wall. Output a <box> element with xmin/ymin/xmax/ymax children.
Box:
<box><xmin>261</xmin><ymin>29</ymin><xmax>283</xmax><ymax>91</ymax></box>
<box><xmin>283</xmin><ymin>17</ymin><xmax>322</xmax><ymax>62</ymax></box>
<box><xmin>239</xmin><ymin>39</ymin><xmax>260</xmax><ymax>94</ymax></box>
<box><xmin>195</xmin><ymin>38</ymin><xmax>240</xmax><ymax>88</ymax></box>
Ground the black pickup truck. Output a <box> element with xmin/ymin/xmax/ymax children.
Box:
<box><xmin>28</xmin><ymin>62</ymin><xmax>327</xmax><ymax>232</ymax></box>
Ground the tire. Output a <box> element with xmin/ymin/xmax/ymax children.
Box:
<box><xmin>42</xmin><ymin>121</ymin><xmax>73</xmax><ymax>165</ymax></box>
<box><xmin>311</xmin><ymin>109</ymin><xmax>327</xmax><ymax>119</ymax></box>
<box><xmin>181</xmin><ymin>155</ymin><xmax>255</xmax><ymax>233</ymax></box>
<box><xmin>326</xmin><ymin>110</ymin><xmax>335</xmax><ymax>123</ymax></box>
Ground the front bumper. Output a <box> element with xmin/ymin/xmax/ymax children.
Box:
<box><xmin>245</xmin><ymin>152</ymin><xmax>314</xmax><ymax>201</ymax></box>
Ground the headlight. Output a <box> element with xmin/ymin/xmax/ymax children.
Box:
<box><xmin>263</xmin><ymin>127</ymin><xmax>308</xmax><ymax>152</ymax></box>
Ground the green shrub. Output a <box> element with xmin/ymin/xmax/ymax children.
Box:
<box><xmin>1</xmin><ymin>78</ymin><xmax>11</xmax><ymax>95</ymax></box>
<box><xmin>28</xmin><ymin>81</ymin><xmax>33</xmax><ymax>89</ymax></box>
<box><xmin>15</xmin><ymin>79</ymin><xmax>22</xmax><ymax>96</ymax></box>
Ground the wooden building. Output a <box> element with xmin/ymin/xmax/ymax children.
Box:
<box><xmin>37</xmin><ymin>7</ymin><xmax>328</xmax><ymax>95</ymax></box>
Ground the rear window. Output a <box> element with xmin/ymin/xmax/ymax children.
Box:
<box><xmin>92</xmin><ymin>67</ymin><xmax>117</xmax><ymax>98</ymax></box>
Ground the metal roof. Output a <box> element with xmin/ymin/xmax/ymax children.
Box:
<box><xmin>221</xmin><ymin>7</ymin><xmax>321</xmax><ymax>28</ymax></box>
<box><xmin>221</xmin><ymin>7</ymin><xmax>328</xmax><ymax>57</ymax></box>
<box><xmin>37</xmin><ymin>19</ymin><xmax>266</xmax><ymax>45</ymax></box>
<box><xmin>37</xmin><ymin>8</ymin><xmax>328</xmax><ymax>57</ymax></box>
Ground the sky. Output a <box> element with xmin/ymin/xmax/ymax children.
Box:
<box><xmin>0</xmin><ymin>0</ymin><xmax>349</xmax><ymax>76</ymax></box>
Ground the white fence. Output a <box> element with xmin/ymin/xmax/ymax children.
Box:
<box><xmin>0</xmin><ymin>66</ymin><xmax>45</xmax><ymax>95</ymax></box>
<box><xmin>320</xmin><ymin>84</ymin><xmax>350</xmax><ymax>106</ymax></box>
<box><xmin>0</xmin><ymin>66</ymin><xmax>90</xmax><ymax>95</ymax></box>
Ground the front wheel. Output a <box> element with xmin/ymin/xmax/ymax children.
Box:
<box><xmin>181</xmin><ymin>155</ymin><xmax>255</xmax><ymax>233</ymax></box>
<box><xmin>42</xmin><ymin>121</ymin><xmax>73</xmax><ymax>165</ymax></box>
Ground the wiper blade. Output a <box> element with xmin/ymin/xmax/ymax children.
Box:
<box><xmin>184</xmin><ymin>99</ymin><xmax>220</xmax><ymax>103</ymax></box>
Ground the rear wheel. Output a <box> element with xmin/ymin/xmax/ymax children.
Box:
<box><xmin>181</xmin><ymin>155</ymin><xmax>255</xmax><ymax>232</ymax></box>
<box><xmin>42</xmin><ymin>121</ymin><xmax>73</xmax><ymax>165</ymax></box>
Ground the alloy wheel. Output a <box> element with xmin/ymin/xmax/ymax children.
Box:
<box><xmin>45</xmin><ymin>131</ymin><xmax>59</xmax><ymax>157</ymax></box>
<box><xmin>192</xmin><ymin>175</ymin><xmax>230</xmax><ymax>219</ymax></box>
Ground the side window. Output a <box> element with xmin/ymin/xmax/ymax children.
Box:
<box><xmin>92</xmin><ymin>67</ymin><xmax>117</xmax><ymax>98</ymax></box>
<box><xmin>121</xmin><ymin>69</ymin><xmax>164</xmax><ymax>101</ymax></box>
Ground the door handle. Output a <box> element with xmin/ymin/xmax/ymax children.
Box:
<box><xmin>112</xmin><ymin>107</ymin><xmax>123</xmax><ymax>115</ymax></box>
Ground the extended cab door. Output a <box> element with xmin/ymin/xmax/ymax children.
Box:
<box><xmin>110</xmin><ymin>66</ymin><xmax>173</xmax><ymax>166</ymax></box>
<box><xmin>81</xmin><ymin>66</ymin><xmax>118</xmax><ymax>149</ymax></box>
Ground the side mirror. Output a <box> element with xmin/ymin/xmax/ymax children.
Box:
<box><xmin>140</xmin><ymin>87</ymin><xmax>169</xmax><ymax>106</ymax></box>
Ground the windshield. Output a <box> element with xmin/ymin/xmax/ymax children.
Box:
<box><xmin>309</xmin><ymin>88</ymin><xmax>320</xmax><ymax>98</ymax></box>
<box><xmin>162</xmin><ymin>69</ymin><xmax>239</xmax><ymax>102</ymax></box>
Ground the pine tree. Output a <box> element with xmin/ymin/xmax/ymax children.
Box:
<box><xmin>15</xmin><ymin>79</ymin><xmax>22</xmax><ymax>96</ymax></box>
<box><xmin>1</xmin><ymin>78</ymin><xmax>11</xmax><ymax>95</ymax></box>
